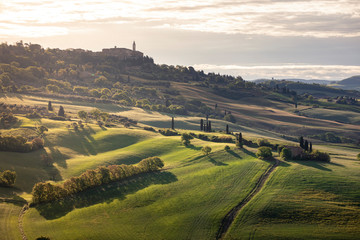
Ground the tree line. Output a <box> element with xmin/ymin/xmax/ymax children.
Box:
<box><xmin>32</xmin><ymin>157</ymin><xmax>164</xmax><ymax>204</ymax></box>
<box><xmin>0</xmin><ymin>135</ymin><xmax>44</xmax><ymax>152</ymax></box>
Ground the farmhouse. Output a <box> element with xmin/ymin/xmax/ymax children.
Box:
<box><xmin>285</xmin><ymin>146</ymin><xmax>304</xmax><ymax>157</ymax></box>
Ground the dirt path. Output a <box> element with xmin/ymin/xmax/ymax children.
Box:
<box><xmin>18</xmin><ymin>203</ymin><xmax>29</xmax><ymax>240</ymax></box>
<box><xmin>216</xmin><ymin>158</ymin><xmax>279</xmax><ymax>240</ymax></box>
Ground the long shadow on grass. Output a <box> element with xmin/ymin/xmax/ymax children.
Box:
<box><xmin>291</xmin><ymin>160</ymin><xmax>334</xmax><ymax>171</ymax></box>
<box><xmin>208</xmin><ymin>156</ymin><xmax>228</xmax><ymax>166</ymax></box>
<box><xmin>227</xmin><ymin>150</ymin><xmax>242</xmax><ymax>159</ymax></box>
<box><xmin>35</xmin><ymin>171</ymin><xmax>178</xmax><ymax>220</ymax></box>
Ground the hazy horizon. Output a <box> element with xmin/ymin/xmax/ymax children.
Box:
<box><xmin>1</xmin><ymin>0</ymin><xmax>359</xmax><ymax>80</ymax></box>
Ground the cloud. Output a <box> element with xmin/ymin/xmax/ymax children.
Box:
<box><xmin>0</xmin><ymin>0</ymin><xmax>359</xmax><ymax>38</ymax></box>
<box><xmin>0</xmin><ymin>23</ymin><xmax>68</xmax><ymax>38</ymax></box>
<box><xmin>192</xmin><ymin>64</ymin><xmax>360</xmax><ymax>80</ymax></box>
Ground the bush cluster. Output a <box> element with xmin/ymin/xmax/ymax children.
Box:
<box><xmin>194</xmin><ymin>133</ymin><xmax>233</xmax><ymax>143</ymax></box>
<box><xmin>256</xmin><ymin>146</ymin><xmax>273</xmax><ymax>159</ymax></box>
<box><xmin>143</xmin><ymin>126</ymin><xmax>156</xmax><ymax>132</ymax></box>
<box><xmin>158</xmin><ymin>129</ymin><xmax>179</xmax><ymax>136</ymax></box>
<box><xmin>0</xmin><ymin>170</ymin><xmax>16</xmax><ymax>187</ymax></box>
<box><xmin>32</xmin><ymin>157</ymin><xmax>164</xmax><ymax>204</ymax></box>
<box><xmin>0</xmin><ymin>136</ymin><xmax>44</xmax><ymax>152</ymax></box>
<box><xmin>0</xmin><ymin>112</ymin><xmax>18</xmax><ymax>129</ymax></box>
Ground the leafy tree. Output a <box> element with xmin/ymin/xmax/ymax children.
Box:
<box><xmin>357</xmin><ymin>153</ymin><xmax>360</xmax><ymax>161</ymax></box>
<box><xmin>0</xmin><ymin>170</ymin><xmax>16</xmax><ymax>186</ymax></box>
<box><xmin>224</xmin><ymin>145</ymin><xmax>230</xmax><ymax>151</ymax></box>
<box><xmin>58</xmin><ymin>105</ymin><xmax>65</xmax><ymax>117</ymax></box>
<box><xmin>48</xmin><ymin>101</ymin><xmax>53</xmax><ymax>111</ymax></box>
<box><xmin>90</xmin><ymin>108</ymin><xmax>101</xmax><ymax>121</ymax></box>
<box><xmin>256</xmin><ymin>146</ymin><xmax>272</xmax><ymax>159</ymax></box>
<box><xmin>181</xmin><ymin>133</ymin><xmax>193</xmax><ymax>146</ymax></box>
<box><xmin>280</xmin><ymin>148</ymin><xmax>292</xmax><ymax>160</ymax></box>
<box><xmin>224</xmin><ymin>114</ymin><xmax>236</xmax><ymax>123</ymax></box>
<box><xmin>202</xmin><ymin>146</ymin><xmax>212</xmax><ymax>155</ymax></box>
<box><xmin>36</xmin><ymin>125</ymin><xmax>48</xmax><ymax>137</ymax></box>
<box><xmin>257</xmin><ymin>138</ymin><xmax>270</xmax><ymax>147</ymax></box>
<box><xmin>78</xmin><ymin>110</ymin><xmax>88</xmax><ymax>122</ymax></box>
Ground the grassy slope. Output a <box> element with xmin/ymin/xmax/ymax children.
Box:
<box><xmin>23</xmin><ymin>146</ymin><xmax>271</xmax><ymax>239</ymax></box>
<box><xmin>1</xmin><ymin>93</ymin><xmax>360</xmax><ymax>239</ymax></box>
<box><xmin>0</xmin><ymin>203</ymin><xmax>22</xmax><ymax>240</ymax></box>
<box><xmin>226</xmin><ymin>147</ymin><xmax>360</xmax><ymax>240</ymax></box>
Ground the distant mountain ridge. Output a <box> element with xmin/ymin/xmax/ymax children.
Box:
<box><xmin>337</xmin><ymin>75</ymin><xmax>360</xmax><ymax>85</ymax></box>
<box><xmin>253</xmin><ymin>78</ymin><xmax>336</xmax><ymax>85</ymax></box>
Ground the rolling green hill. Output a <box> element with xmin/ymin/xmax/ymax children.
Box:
<box><xmin>0</xmin><ymin>42</ymin><xmax>360</xmax><ymax>239</ymax></box>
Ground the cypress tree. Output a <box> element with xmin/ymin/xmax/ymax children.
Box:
<box><xmin>58</xmin><ymin>106</ymin><xmax>65</xmax><ymax>117</ymax></box>
<box><xmin>304</xmin><ymin>140</ymin><xmax>309</xmax><ymax>151</ymax></box>
<box><xmin>200</xmin><ymin>119</ymin><xmax>204</xmax><ymax>131</ymax></box>
<box><xmin>48</xmin><ymin>101</ymin><xmax>53</xmax><ymax>111</ymax></box>
<box><xmin>309</xmin><ymin>142</ymin><xmax>313</xmax><ymax>152</ymax></box>
<box><xmin>236</xmin><ymin>132</ymin><xmax>243</xmax><ymax>148</ymax></box>
<box><xmin>208</xmin><ymin>121</ymin><xmax>212</xmax><ymax>132</ymax></box>
<box><xmin>226</xmin><ymin>124</ymin><xmax>229</xmax><ymax>134</ymax></box>
<box><xmin>299</xmin><ymin>136</ymin><xmax>304</xmax><ymax>149</ymax></box>
<box><xmin>171</xmin><ymin>117</ymin><xmax>174</xmax><ymax>130</ymax></box>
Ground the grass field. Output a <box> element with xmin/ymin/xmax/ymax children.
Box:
<box><xmin>1</xmin><ymin>93</ymin><xmax>360</xmax><ymax>239</ymax></box>
<box><xmin>225</xmin><ymin>146</ymin><xmax>360</xmax><ymax>239</ymax></box>
<box><xmin>0</xmin><ymin>203</ymin><xmax>23</xmax><ymax>240</ymax></box>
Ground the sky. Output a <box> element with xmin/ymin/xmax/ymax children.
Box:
<box><xmin>0</xmin><ymin>0</ymin><xmax>359</xmax><ymax>80</ymax></box>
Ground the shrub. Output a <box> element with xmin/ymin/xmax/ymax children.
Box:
<box><xmin>159</xmin><ymin>129</ymin><xmax>179</xmax><ymax>136</ymax></box>
<box><xmin>26</xmin><ymin>111</ymin><xmax>41</xmax><ymax>119</ymax></box>
<box><xmin>280</xmin><ymin>148</ymin><xmax>292</xmax><ymax>160</ymax></box>
<box><xmin>143</xmin><ymin>126</ymin><xmax>156</xmax><ymax>132</ymax></box>
<box><xmin>357</xmin><ymin>153</ymin><xmax>360</xmax><ymax>161</ymax></box>
<box><xmin>0</xmin><ymin>170</ymin><xmax>16</xmax><ymax>187</ymax></box>
<box><xmin>224</xmin><ymin>145</ymin><xmax>230</xmax><ymax>151</ymax></box>
<box><xmin>0</xmin><ymin>135</ymin><xmax>32</xmax><ymax>152</ymax></box>
<box><xmin>224</xmin><ymin>114</ymin><xmax>236</xmax><ymax>123</ymax></box>
<box><xmin>31</xmin><ymin>138</ymin><xmax>44</xmax><ymax>150</ymax></box>
<box><xmin>256</xmin><ymin>146</ymin><xmax>272</xmax><ymax>159</ymax></box>
<box><xmin>202</xmin><ymin>146</ymin><xmax>212</xmax><ymax>155</ymax></box>
<box><xmin>36</xmin><ymin>236</ymin><xmax>50</xmax><ymax>240</ymax></box>
<box><xmin>257</xmin><ymin>138</ymin><xmax>271</xmax><ymax>147</ymax></box>
<box><xmin>309</xmin><ymin>150</ymin><xmax>331</xmax><ymax>162</ymax></box>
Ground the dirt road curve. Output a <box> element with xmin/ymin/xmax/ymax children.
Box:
<box><xmin>216</xmin><ymin>158</ymin><xmax>279</xmax><ymax>240</ymax></box>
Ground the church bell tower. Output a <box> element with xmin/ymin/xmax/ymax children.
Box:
<box><xmin>133</xmin><ymin>41</ymin><xmax>136</xmax><ymax>51</ymax></box>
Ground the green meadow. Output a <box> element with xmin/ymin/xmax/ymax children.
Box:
<box><xmin>0</xmin><ymin>94</ymin><xmax>359</xmax><ymax>239</ymax></box>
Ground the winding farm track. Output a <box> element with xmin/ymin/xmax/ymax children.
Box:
<box><xmin>216</xmin><ymin>158</ymin><xmax>279</xmax><ymax>240</ymax></box>
<box><xmin>18</xmin><ymin>203</ymin><xmax>29</xmax><ymax>240</ymax></box>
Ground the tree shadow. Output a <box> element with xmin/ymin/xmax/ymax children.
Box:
<box><xmin>242</xmin><ymin>148</ymin><xmax>257</xmax><ymax>158</ymax></box>
<box><xmin>278</xmin><ymin>160</ymin><xmax>291</xmax><ymax>167</ymax></box>
<box><xmin>34</xmin><ymin>171</ymin><xmax>178</xmax><ymax>220</ymax></box>
<box><xmin>208</xmin><ymin>156</ymin><xmax>228</xmax><ymax>166</ymax></box>
<box><xmin>227</xmin><ymin>150</ymin><xmax>242</xmax><ymax>159</ymax></box>
<box><xmin>185</xmin><ymin>144</ymin><xmax>202</xmax><ymax>151</ymax></box>
<box><xmin>291</xmin><ymin>160</ymin><xmax>332</xmax><ymax>171</ymax></box>
<box><xmin>43</xmin><ymin>136</ymin><xmax>68</xmax><ymax>169</ymax></box>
